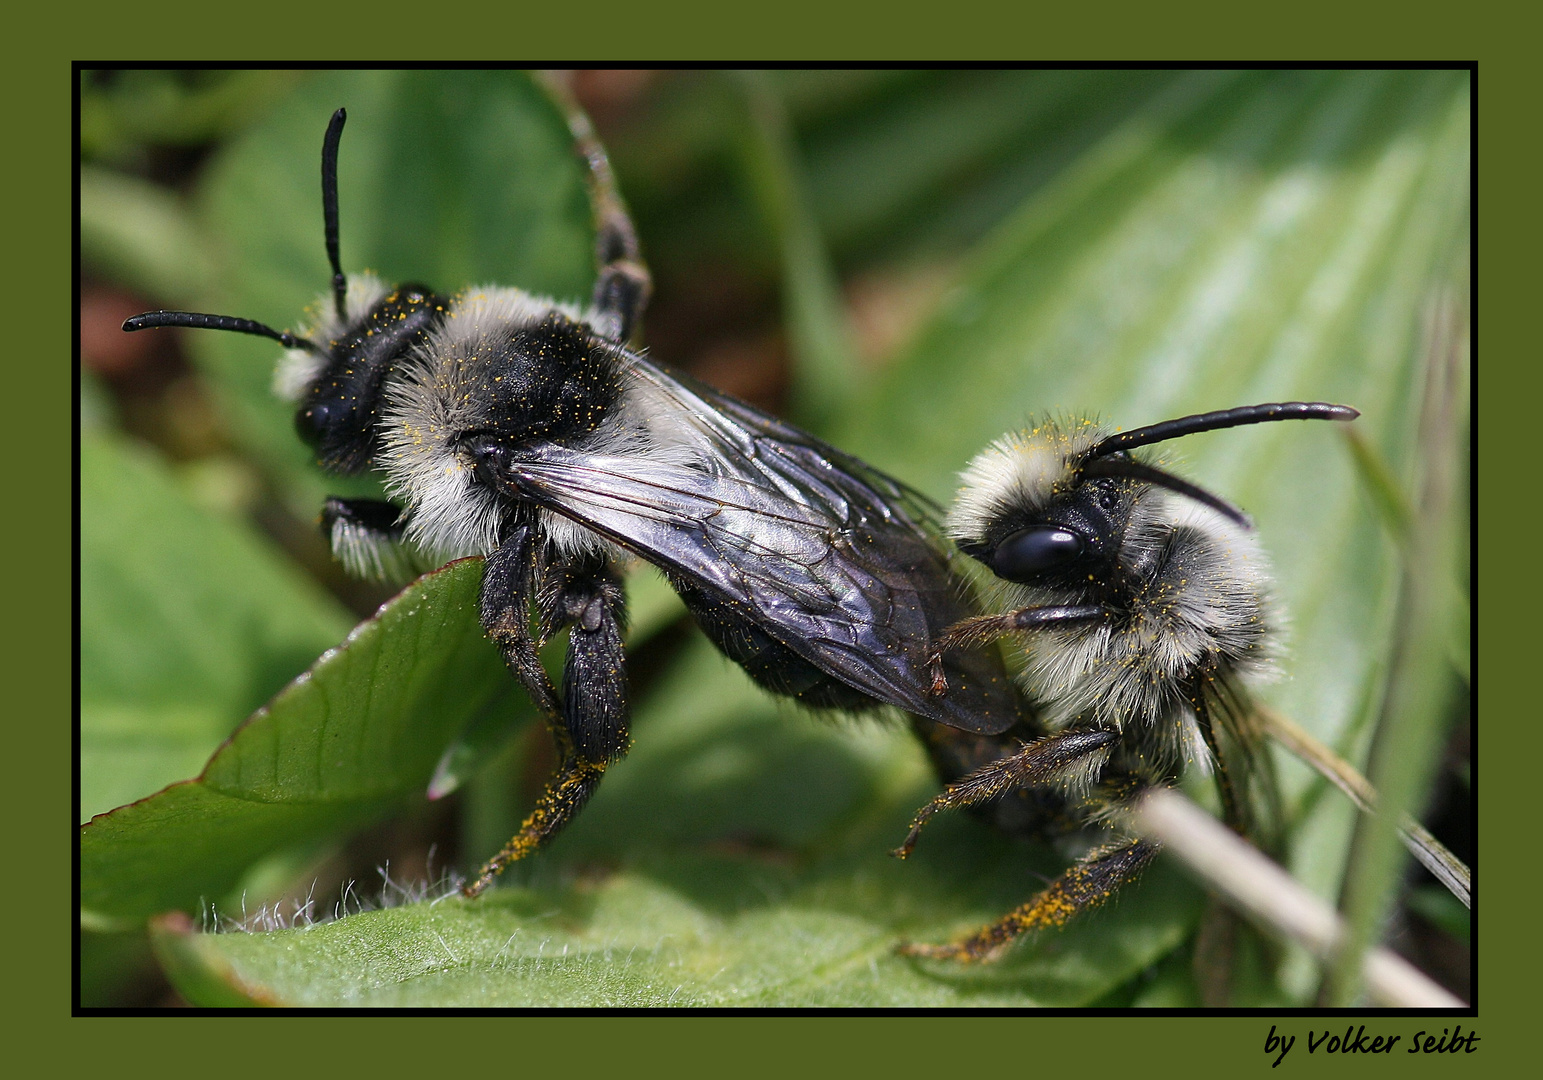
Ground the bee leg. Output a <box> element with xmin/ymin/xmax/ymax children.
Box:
<box><xmin>478</xmin><ymin>526</ymin><xmax>560</xmax><ymax>719</ymax></box>
<box><xmin>892</xmin><ymin>728</ymin><xmax>1120</xmax><ymax>859</ymax></box>
<box><xmin>319</xmin><ymin>497</ymin><xmax>417</xmax><ymax>581</ymax></box>
<box><xmin>1191</xmin><ymin>686</ymin><xmax>1244</xmax><ymax>833</ymax></box>
<box><xmin>543</xmin><ymin>555</ymin><xmax>630</xmax><ymax>767</ymax></box>
<box><xmin>464</xmin><ymin>549</ymin><xmax>630</xmax><ymax>898</ymax></box>
<box><xmin>549</xmin><ymin>83</ymin><xmax>652</xmax><ymax>344</ymax></box>
<box><xmin>462</xmin><ymin>755</ymin><xmax>608</xmax><ymax>898</ymax></box>
<box><xmin>928</xmin><ymin>605</ymin><xmax>1110</xmax><ymax>692</ymax></box>
<box><xmin>589</xmin><ymin>199</ymin><xmax>652</xmax><ymax>345</ymax></box>
<box><xmin>899</xmin><ymin>838</ymin><xmax>1159</xmax><ymax>962</ymax></box>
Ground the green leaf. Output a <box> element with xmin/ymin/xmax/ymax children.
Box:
<box><xmin>80</xmin><ymin>431</ymin><xmax>352</xmax><ymax>822</ymax></box>
<box><xmin>150</xmin><ymin>640</ymin><xmax>1198</xmax><ymax>1008</ymax></box>
<box><xmin>80</xmin><ymin>559</ymin><xmax>526</xmax><ymax>922</ymax></box>
<box><xmin>797</xmin><ymin>69</ymin><xmax>1187</xmax><ymax>263</ymax></box>
<box><xmin>154</xmin><ymin>858</ymin><xmax>1197</xmax><ymax>1007</ymax></box>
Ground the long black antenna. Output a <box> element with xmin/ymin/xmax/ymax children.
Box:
<box><xmin>1089</xmin><ymin>402</ymin><xmax>1358</xmax><ymax>460</ymax></box>
<box><xmin>1076</xmin><ymin>401</ymin><xmax>1358</xmax><ymax>528</ymax></box>
<box><xmin>322</xmin><ymin>107</ymin><xmax>348</xmax><ymax>322</ymax></box>
<box><xmin>1082</xmin><ymin>456</ymin><xmax>1252</xmax><ymax>527</ymax></box>
<box><xmin>121</xmin><ymin>311</ymin><xmax>326</xmax><ymax>357</ymax></box>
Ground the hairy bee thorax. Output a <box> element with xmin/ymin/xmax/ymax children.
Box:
<box><xmin>374</xmin><ymin>288</ymin><xmax>607</xmax><ymax>565</ymax></box>
<box><xmin>375</xmin><ymin>286</ymin><xmax>711</xmax><ymax>568</ymax></box>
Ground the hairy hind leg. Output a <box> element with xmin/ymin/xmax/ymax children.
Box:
<box><xmin>464</xmin><ymin>540</ymin><xmax>630</xmax><ymax>898</ymax></box>
<box><xmin>892</xmin><ymin>727</ymin><xmax>1120</xmax><ymax>859</ymax></box>
<box><xmin>899</xmin><ymin>838</ymin><xmax>1159</xmax><ymax>962</ymax></box>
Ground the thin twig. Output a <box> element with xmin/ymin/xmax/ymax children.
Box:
<box><xmin>1260</xmin><ymin>705</ymin><xmax>1470</xmax><ymax>908</ymax></box>
<box><xmin>1133</xmin><ymin>788</ymin><xmax>1463</xmax><ymax>1008</ymax></box>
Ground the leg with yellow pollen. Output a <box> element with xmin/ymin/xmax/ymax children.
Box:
<box><xmin>899</xmin><ymin>838</ymin><xmax>1159</xmax><ymax>961</ymax></box>
<box><xmin>462</xmin><ymin>755</ymin><xmax>608</xmax><ymax>898</ymax></box>
<box><xmin>464</xmin><ymin>537</ymin><xmax>630</xmax><ymax>898</ymax></box>
<box><xmin>892</xmin><ymin>728</ymin><xmax>1119</xmax><ymax>859</ymax></box>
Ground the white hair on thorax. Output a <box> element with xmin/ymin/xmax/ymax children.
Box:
<box><xmin>378</xmin><ymin>286</ymin><xmax>567</xmax><ymax>564</ymax></box>
<box><xmin>378</xmin><ymin>286</ymin><xmax>714</xmax><ymax>567</ymax></box>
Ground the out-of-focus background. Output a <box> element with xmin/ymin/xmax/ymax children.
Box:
<box><xmin>79</xmin><ymin>69</ymin><xmax>1470</xmax><ymax>1007</ymax></box>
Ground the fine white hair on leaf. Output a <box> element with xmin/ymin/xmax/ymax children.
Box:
<box><xmin>210</xmin><ymin>859</ymin><xmax>466</xmax><ymax>934</ymax></box>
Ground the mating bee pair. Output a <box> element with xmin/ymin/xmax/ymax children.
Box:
<box><xmin>125</xmin><ymin>104</ymin><xmax>1355</xmax><ymax>961</ymax></box>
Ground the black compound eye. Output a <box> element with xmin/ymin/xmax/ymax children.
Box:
<box><xmin>989</xmin><ymin>526</ymin><xmax>1085</xmax><ymax>582</ymax></box>
<box><xmin>295</xmin><ymin>402</ymin><xmax>332</xmax><ymax>448</ymax></box>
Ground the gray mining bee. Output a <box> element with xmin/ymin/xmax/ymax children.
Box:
<box><xmin>892</xmin><ymin>404</ymin><xmax>1358</xmax><ymax>960</ymax></box>
<box><xmin>123</xmin><ymin>105</ymin><xmax>1024</xmax><ymax>898</ymax></box>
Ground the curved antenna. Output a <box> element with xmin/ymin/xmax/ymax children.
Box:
<box><xmin>122</xmin><ymin>311</ymin><xmax>327</xmax><ymax>358</ymax></box>
<box><xmin>322</xmin><ymin>107</ymin><xmax>348</xmax><ymax>322</ymax></box>
<box><xmin>1082</xmin><ymin>456</ymin><xmax>1251</xmax><ymax>527</ymax></box>
<box><xmin>1089</xmin><ymin>402</ymin><xmax>1359</xmax><ymax>459</ymax></box>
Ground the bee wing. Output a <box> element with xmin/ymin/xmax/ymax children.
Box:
<box><xmin>497</xmin><ymin>370</ymin><xmax>1019</xmax><ymax>734</ymax></box>
<box><xmin>647</xmin><ymin>363</ymin><xmax>947</xmax><ymax>527</ymax></box>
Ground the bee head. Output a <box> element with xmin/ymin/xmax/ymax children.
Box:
<box><xmin>122</xmin><ymin>108</ymin><xmax>452</xmax><ymax>476</ymax></box>
<box><xmin>289</xmin><ymin>283</ymin><xmax>449</xmax><ymax>472</ymax></box>
<box><xmin>949</xmin><ymin>403</ymin><xmax>1359</xmax><ymax>588</ymax></box>
<box><xmin>949</xmin><ymin>419</ymin><xmax>1137</xmax><ymax>589</ymax></box>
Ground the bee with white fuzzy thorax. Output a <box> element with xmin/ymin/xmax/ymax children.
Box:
<box><xmin>124</xmin><ymin>104</ymin><xmax>1025</xmax><ymax>902</ymax></box>
<box><xmin>894</xmin><ymin>403</ymin><xmax>1357</xmax><ymax>961</ymax></box>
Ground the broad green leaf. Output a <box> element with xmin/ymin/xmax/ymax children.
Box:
<box><xmin>80</xmin><ymin>559</ymin><xmax>528</xmax><ymax>922</ymax></box>
<box><xmin>796</xmin><ymin>69</ymin><xmax>1188</xmax><ymax>262</ymax></box>
<box><xmin>153</xmin><ymin>852</ymin><xmax>1197</xmax><ymax>1007</ymax></box>
<box><xmin>151</xmin><ymin>640</ymin><xmax>1197</xmax><ymax>1007</ymax></box>
<box><xmin>80</xmin><ymin>431</ymin><xmax>351</xmax><ymax>821</ymax></box>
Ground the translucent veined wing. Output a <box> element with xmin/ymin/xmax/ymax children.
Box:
<box><xmin>495</xmin><ymin>362</ymin><xmax>1021</xmax><ymax>735</ymax></box>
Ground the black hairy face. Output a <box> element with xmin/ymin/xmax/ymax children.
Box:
<box><xmin>296</xmin><ymin>285</ymin><xmax>448</xmax><ymax>473</ymax></box>
<box><xmin>965</xmin><ymin>473</ymin><xmax>1139</xmax><ymax>593</ymax></box>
